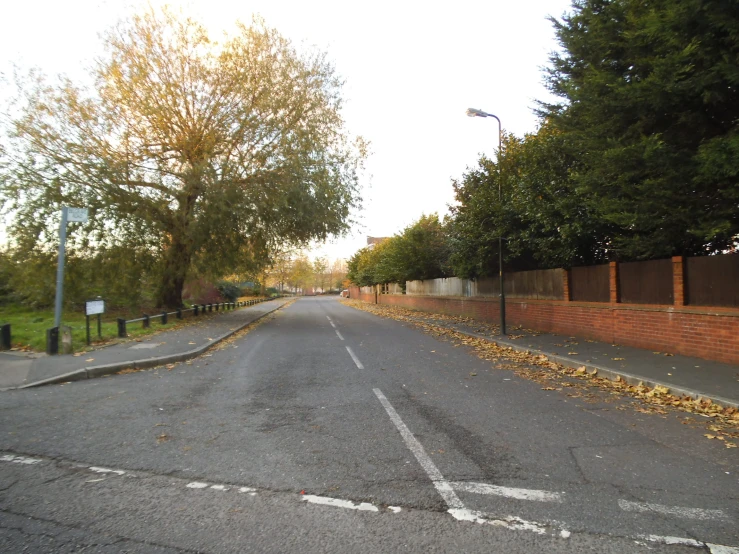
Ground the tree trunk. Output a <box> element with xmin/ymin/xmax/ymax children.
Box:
<box><xmin>156</xmin><ymin>235</ymin><xmax>192</xmax><ymax>309</ymax></box>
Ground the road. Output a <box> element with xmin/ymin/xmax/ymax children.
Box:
<box><xmin>0</xmin><ymin>297</ymin><xmax>737</xmax><ymax>553</ymax></box>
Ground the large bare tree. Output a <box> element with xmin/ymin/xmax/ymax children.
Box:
<box><xmin>0</xmin><ymin>8</ymin><xmax>365</xmax><ymax>307</ymax></box>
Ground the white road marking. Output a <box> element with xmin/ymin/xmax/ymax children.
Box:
<box><xmin>638</xmin><ymin>535</ymin><xmax>704</xmax><ymax>547</ymax></box>
<box><xmin>448</xmin><ymin>509</ymin><xmax>548</xmax><ymax>534</ymax></box>
<box><xmin>210</xmin><ymin>485</ymin><xmax>228</xmax><ymax>491</ymax></box>
<box><xmin>186</xmin><ymin>482</ymin><xmax>209</xmax><ymax>489</ymax></box>
<box><xmin>329</xmin><ymin>321</ymin><xmax>337</xmax><ymax>329</ymax></box>
<box><xmin>619</xmin><ymin>499</ymin><xmax>728</xmax><ymax>521</ymax></box>
<box><xmin>302</xmin><ymin>495</ymin><xmax>379</xmax><ymax>512</ymax></box>
<box><xmin>239</xmin><ymin>487</ymin><xmax>256</xmax><ymax>493</ymax></box>
<box><xmin>388</xmin><ymin>506</ymin><xmax>402</xmax><ymax>513</ymax></box>
<box><xmin>90</xmin><ymin>467</ymin><xmax>125</xmax><ymax>476</ymax></box>
<box><xmin>346</xmin><ymin>346</ymin><xmax>364</xmax><ymax>369</ymax></box>
<box><xmin>0</xmin><ymin>455</ymin><xmax>41</xmax><ymax>465</ymax></box>
<box><xmin>373</xmin><ymin>388</ymin><xmax>464</xmax><ymax>510</ymax></box>
<box><xmin>335</xmin><ymin>330</ymin><xmax>345</xmax><ymax>340</ymax></box>
<box><xmin>450</xmin><ymin>481</ymin><xmax>563</xmax><ymax>502</ymax></box>
<box><xmin>708</xmin><ymin>544</ymin><xmax>739</xmax><ymax>554</ymax></box>
<box><xmin>326</xmin><ymin>316</ymin><xmax>332</xmax><ymax>322</ymax></box>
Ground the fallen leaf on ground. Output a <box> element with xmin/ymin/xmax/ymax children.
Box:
<box><xmin>704</xmin><ymin>434</ymin><xmax>716</xmax><ymax>439</ymax></box>
<box><xmin>166</xmin><ymin>364</ymin><xmax>176</xmax><ymax>370</ymax></box>
<box><xmin>612</xmin><ymin>358</ymin><xmax>625</xmax><ymax>361</ymax></box>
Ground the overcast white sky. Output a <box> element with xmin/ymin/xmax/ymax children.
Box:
<box><xmin>0</xmin><ymin>0</ymin><xmax>573</xmax><ymax>261</ymax></box>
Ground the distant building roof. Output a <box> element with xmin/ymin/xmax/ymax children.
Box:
<box><xmin>367</xmin><ymin>236</ymin><xmax>389</xmax><ymax>246</ymax></box>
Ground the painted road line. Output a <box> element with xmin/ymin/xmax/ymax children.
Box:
<box><xmin>329</xmin><ymin>321</ymin><xmax>337</xmax><ymax>329</ymax></box>
<box><xmin>637</xmin><ymin>535</ymin><xmax>704</xmax><ymax>547</ymax></box>
<box><xmin>90</xmin><ymin>467</ymin><xmax>125</xmax><ymax>476</ymax></box>
<box><xmin>619</xmin><ymin>499</ymin><xmax>728</xmax><ymax>521</ymax></box>
<box><xmin>335</xmin><ymin>330</ymin><xmax>345</xmax><ymax>341</ymax></box>
<box><xmin>186</xmin><ymin>482</ymin><xmax>209</xmax><ymax>489</ymax></box>
<box><xmin>707</xmin><ymin>544</ymin><xmax>739</xmax><ymax>554</ymax></box>
<box><xmin>346</xmin><ymin>346</ymin><xmax>364</xmax><ymax>369</ymax></box>
<box><xmin>326</xmin><ymin>316</ymin><xmax>332</xmax><ymax>321</ymax></box>
<box><xmin>373</xmin><ymin>388</ymin><xmax>464</xmax><ymax>510</ymax></box>
<box><xmin>302</xmin><ymin>494</ymin><xmax>378</xmax><ymax>512</ymax></box>
<box><xmin>0</xmin><ymin>454</ymin><xmax>41</xmax><ymax>465</ymax></box>
<box><xmin>450</xmin><ymin>481</ymin><xmax>563</xmax><ymax>502</ymax></box>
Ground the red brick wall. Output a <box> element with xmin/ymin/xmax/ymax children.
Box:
<box><xmin>369</xmin><ymin>294</ymin><xmax>739</xmax><ymax>365</ymax></box>
<box><xmin>348</xmin><ymin>286</ymin><xmax>376</xmax><ymax>304</ymax></box>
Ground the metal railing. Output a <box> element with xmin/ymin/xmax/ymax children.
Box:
<box><xmin>115</xmin><ymin>298</ymin><xmax>270</xmax><ymax>338</ymax></box>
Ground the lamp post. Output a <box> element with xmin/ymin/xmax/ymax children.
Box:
<box><xmin>466</xmin><ymin>107</ymin><xmax>506</xmax><ymax>335</ymax></box>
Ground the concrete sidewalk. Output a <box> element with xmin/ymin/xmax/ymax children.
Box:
<box><xmin>421</xmin><ymin>317</ymin><xmax>739</xmax><ymax>409</ymax></box>
<box><xmin>0</xmin><ymin>297</ymin><xmax>292</xmax><ymax>390</ymax></box>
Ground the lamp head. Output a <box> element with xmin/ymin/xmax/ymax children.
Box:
<box><xmin>466</xmin><ymin>108</ymin><xmax>487</xmax><ymax>118</ymax></box>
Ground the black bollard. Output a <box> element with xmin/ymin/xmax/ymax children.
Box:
<box><xmin>46</xmin><ymin>327</ymin><xmax>59</xmax><ymax>355</ymax></box>
<box><xmin>117</xmin><ymin>318</ymin><xmax>127</xmax><ymax>338</ymax></box>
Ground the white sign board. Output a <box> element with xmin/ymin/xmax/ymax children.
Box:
<box><xmin>85</xmin><ymin>300</ymin><xmax>105</xmax><ymax>315</ymax></box>
<box><xmin>67</xmin><ymin>207</ymin><xmax>89</xmax><ymax>223</ymax></box>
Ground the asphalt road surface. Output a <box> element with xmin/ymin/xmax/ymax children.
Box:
<box><xmin>1</xmin><ymin>297</ymin><xmax>737</xmax><ymax>553</ymax></box>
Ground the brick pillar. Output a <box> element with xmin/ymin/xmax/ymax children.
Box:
<box><xmin>672</xmin><ymin>255</ymin><xmax>685</xmax><ymax>306</ymax></box>
<box><xmin>562</xmin><ymin>269</ymin><xmax>571</xmax><ymax>302</ymax></box>
<box><xmin>609</xmin><ymin>261</ymin><xmax>620</xmax><ymax>304</ymax></box>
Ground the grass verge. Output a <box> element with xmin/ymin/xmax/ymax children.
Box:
<box><xmin>0</xmin><ymin>297</ymin><xmax>266</xmax><ymax>353</ymax></box>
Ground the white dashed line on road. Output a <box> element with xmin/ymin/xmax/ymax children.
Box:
<box><xmin>186</xmin><ymin>482</ymin><xmax>209</xmax><ymax>489</ymax></box>
<box><xmin>90</xmin><ymin>467</ymin><xmax>125</xmax><ymax>476</ymax></box>
<box><xmin>346</xmin><ymin>346</ymin><xmax>364</xmax><ymax>369</ymax></box>
<box><xmin>619</xmin><ymin>499</ymin><xmax>728</xmax><ymax>521</ymax></box>
<box><xmin>637</xmin><ymin>535</ymin><xmax>739</xmax><ymax>553</ymax></box>
<box><xmin>373</xmin><ymin>388</ymin><xmax>464</xmax><ymax>510</ymax></box>
<box><xmin>302</xmin><ymin>495</ymin><xmax>378</xmax><ymax>512</ymax></box>
<box><xmin>0</xmin><ymin>455</ymin><xmax>41</xmax><ymax>465</ymax></box>
<box><xmin>637</xmin><ymin>535</ymin><xmax>704</xmax><ymax>547</ymax></box>
<box><xmin>450</xmin><ymin>481</ymin><xmax>563</xmax><ymax>503</ymax></box>
<box><xmin>707</xmin><ymin>544</ymin><xmax>739</xmax><ymax>554</ymax></box>
<box><xmin>335</xmin><ymin>330</ymin><xmax>345</xmax><ymax>341</ymax></box>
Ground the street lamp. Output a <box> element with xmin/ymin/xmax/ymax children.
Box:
<box><xmin>466</xmin><ymin>107</ymin><xmax>506</xmax><ymax>335</ymax></box>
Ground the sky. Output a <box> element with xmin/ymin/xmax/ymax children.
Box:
<box><xmin>0</xmin><ymin>0</ymin><xmax>574</xmax><ymax>262</ymax></box>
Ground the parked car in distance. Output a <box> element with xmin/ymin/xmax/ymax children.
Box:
<box><xmin>340</xmin><ymin>289</ymin><xmax>349</xmax><ymax>298</ymax></box>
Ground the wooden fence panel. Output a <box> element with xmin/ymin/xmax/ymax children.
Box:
<box><xmin>619</xmin><ymin>258</ymin><xmax>673</xmax><ymax>305</ymax></box>
<box><xmin>534</xmin><ymin>269</ymin><xmax>564</xmax><ymax>300</ymax></box>
<box><xmin>570</xmin><ymin>265</ymin><xmax>610</xmax><ymax>302</ymax></box>
<box><xmin>474</xmin><ymin>269</ymin><xmax>563</xmax><ymax>299</ymax></box>
<box><xmin>686</xmin><ymin>254</ymin><xmax>739</xmax><ymax>307</ymax></box>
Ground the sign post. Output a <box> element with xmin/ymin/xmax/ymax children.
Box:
<box><xmin>53</xmin><ymin>207</ymin><xmax>88</xmax><ymax>328</ymax></box>
<box><xmin>85</xmin><ymin>298</ymin><xmax>105</xmax><ymax>345</ymax></box>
